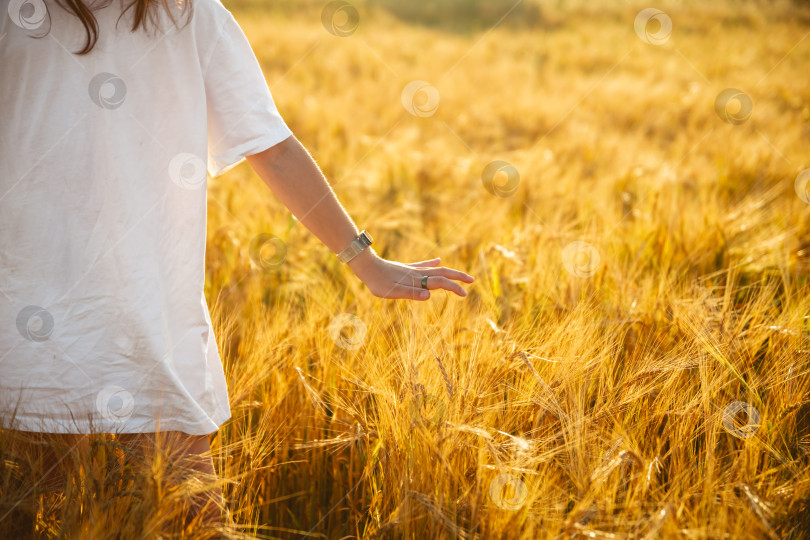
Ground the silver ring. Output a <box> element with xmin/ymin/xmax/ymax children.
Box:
<box><xmin>421</xmin><ymin>275</ymin><xmax>429</xmax><ymax>289</ymax></box>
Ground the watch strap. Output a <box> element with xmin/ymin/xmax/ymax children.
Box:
<box><xmin>337</xmin><ymin>230</ymin><xmax>373</xmax><ymax>263</ymax></box>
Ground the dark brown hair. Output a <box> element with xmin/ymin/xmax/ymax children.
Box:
<box><xmin>53</xmin><ymin>0</ymin><xmax>193</xmax><ymax>55</ymax></box>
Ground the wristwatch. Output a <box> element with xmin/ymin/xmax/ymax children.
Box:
<box><xmin>337</xmin><ymin>230</ymin><xmax>373</xmax><ymax>263</ymax></box>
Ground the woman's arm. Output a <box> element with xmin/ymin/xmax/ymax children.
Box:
<box><xmin>245</xmin><ymin>135</ymin><xmax>474</xmax><ymax>300</ymax></box>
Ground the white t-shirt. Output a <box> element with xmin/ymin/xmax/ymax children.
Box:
<box><xmin>0</xmin><ymin>0</ymin><xmax>293</xmax><ymax>434</ymax></box>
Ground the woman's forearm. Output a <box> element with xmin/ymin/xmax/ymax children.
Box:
<box><xmin>245</xmin><ymin>134</ymin><xmax>474</xmax><ymax>300</ymax></box>
<box><xmin>245</xmin><ymin>135</ymin><xmax>378</xmax><ymax>273</ymax></box>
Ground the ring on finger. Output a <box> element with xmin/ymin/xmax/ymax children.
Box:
<box><xmin>421</xmin><ymin>275</ymin><xmax>429</xmax><ymax>290</ymax></box>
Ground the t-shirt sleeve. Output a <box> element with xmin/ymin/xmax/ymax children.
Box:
<box><xmin>203</xmin><ymin>10</ymin><xmax>293</xmax><ymax>178</ymax></box>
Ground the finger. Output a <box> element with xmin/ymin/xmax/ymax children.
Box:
<box><xmin>431</xmin><ymin>276</ymin><xmax>469</xmax><ymax>297</ymax></box>
<box><xmin>404</xmin><ymin>257</ymin><xmax>441</xmax><ymax>268</ymax></box>
<box><xmin>378</xmin><ymin>283</ymin><xmax>430</xmax><ymax>301</ymax></box>
<box><xmin>409</xmin><ymin>275</ymin><xmax>468</xmax><ymax>297</ymax></box>
<box><xmin>417</xmin><ymin>266</ymin><xmax>475</xmax><ymax>283</ymax></box>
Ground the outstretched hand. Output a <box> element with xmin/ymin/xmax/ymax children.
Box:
<box><xmin>347</xmin><ymin>250</ymin><xmax>474</xmax><ymax>301</ymax></box>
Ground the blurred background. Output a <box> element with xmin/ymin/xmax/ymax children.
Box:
<box><xmin>199</xmin><ymin>1</ymin><xmax>810</xmax><ymax>537</ymax></box>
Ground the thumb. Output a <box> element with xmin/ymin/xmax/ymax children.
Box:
<box><xmin>405</xmin><ymin>257</ymin><xmax>441</xmax><ymax>268</ymax></box>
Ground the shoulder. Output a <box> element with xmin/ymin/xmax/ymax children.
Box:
<box><xmin>185</xmin><ymin>0</ymin><xmax>249</xmax><ymax>74</ymax></box>
<box><xmin>188</xmin><ymin>0</ymin><xmax>237</xmax><ymax>32</ymax></box>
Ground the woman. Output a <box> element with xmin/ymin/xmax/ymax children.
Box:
<box><xmin>0</xmin><ymin>0</ymin><xmax>474</xmax><ymax>531</ymax></box>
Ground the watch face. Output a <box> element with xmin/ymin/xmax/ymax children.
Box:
<box><xmin>362</xmin><ymin>231</ymin><xmax>373</xmax><ymax>244</ymax></box>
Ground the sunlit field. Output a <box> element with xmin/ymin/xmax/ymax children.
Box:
<box><xmin>3</xmin><ymin>0</ymin><xmax>810</xmax><ymax>538</ymax></box>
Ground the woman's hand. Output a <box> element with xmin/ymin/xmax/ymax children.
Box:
<box><xmin>347</xmin><ymin>248</ymin><xmax>474</xmax><ymax>301</ymax></box>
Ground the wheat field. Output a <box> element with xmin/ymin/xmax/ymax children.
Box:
<box><xmin>2</xmin><ymin>0</ymin><xmax>810</xmax><ymax>538</ymax></box>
